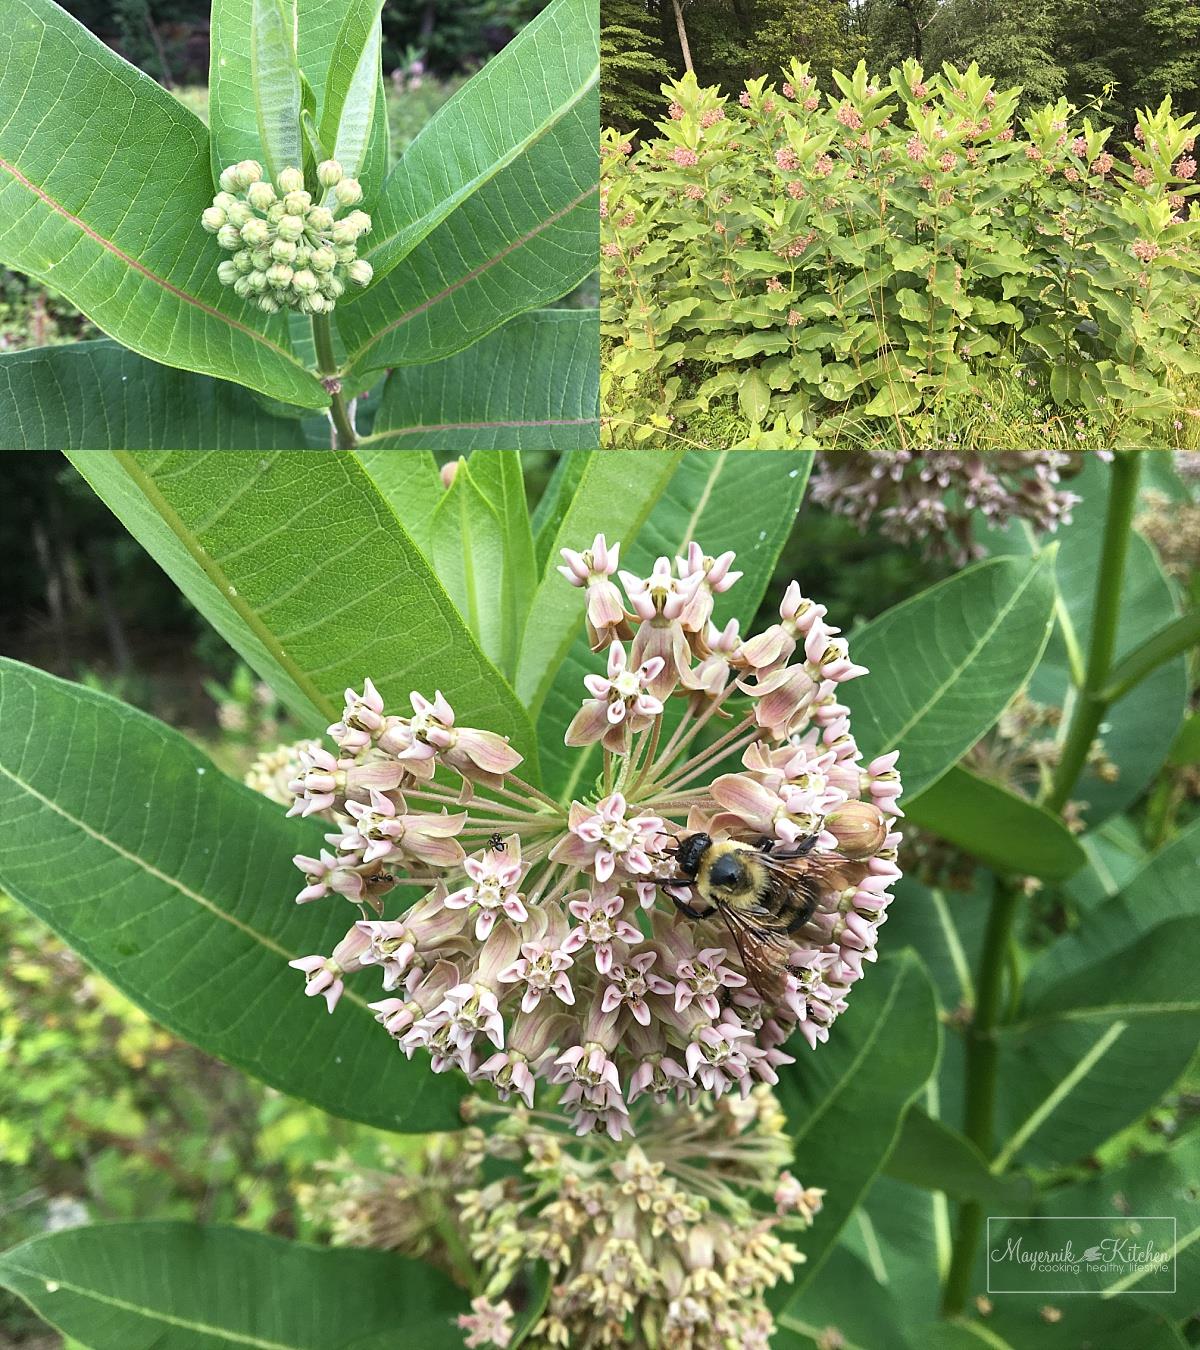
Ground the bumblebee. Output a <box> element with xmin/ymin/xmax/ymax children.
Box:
<box><xmin>666</xmin><ymin>833</ymin><xmax>831</xmax><ymax>1005</ymax></box>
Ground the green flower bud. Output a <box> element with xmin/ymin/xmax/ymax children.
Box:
<box><xmin>201</xmin><ymin>206</ymin><xmax>226</xmax><ymax>232</ymax></box>
<box><xmin>240</xmin><ymin>218</ymin><xmax>270</xmax><ymax>247</ymax></box>
<box><xmin>346</xmin><ymin>258</ymin><xmax>374</xmax><ymax>286</ymax></box>
<box><xmin>246</xmin><ymin>270</ymin><xmax>268</xmax><ymax>293</ymax></box>
<box><xmin>270</xmin><ymin>238</ymin><xmax>298</xmax><ymax>263</ymax></box>
<box><xmin>343</xmin><ymin>210</ymin><xmax>371</xmax><ymax>237</ymax></box>
<box><xmin>293</xmin><ymin>246</ymin><xmax>312</xmax><ymax>267</ymax></box>
<box><xmin>247</xmin><ymin>182</ymin><xmax>276</xmax><ymax>211</ymax></box>
<box><xmin>250</xmin><ymin>248</ymin><xmax>273</xmax><ymax>270</ymax></box>
<box><xmin>267</xmin><ymin>202</ymin><xmax>286</xmax><ymax>224</ymax></box>
<box><xmin>219</xmin><ymin>166</ymin><xmax>240</xmax><ymax>193</ymax></box>
<box><xmin>235</xmin><ymin>159</ymin><xmax>264</xmax><ymax>188</ymax></box>
<box><xmin>333</xmin><ymin>243</ymin><xmax>358</xmax><ymax>263</ymax></box>
<box><xmin>307</xmin><ymin>206</ymin><xmax>335</xmax><ymax>233</ymax></box>
<box><xmin>217</xmin><ymin>259</ymin><xmax>239</xmax><ymax>285</ymax></box>
<box><xmin>323</xmin><ymin>274</ymin><xmax>345</xmax><ymax>298</ymax></box>
<box><xmin>330</xmin><ymin>221</ymin><xmax>357</xmax><ymax>247</ymax></box>
<box><xmin>317</xmin><ymin>159</ymin><xmax>344</xmax><ymax>188</ymax></box>
<box><xmin>232</xmin><ymin>249</ymin><xmax>254</xmax><ymax>274</ymax></box>
<box><xmin>266</xmin><ymin>263</ymin><xmax>294</xmax><ymax>288</ymax></box>
<box><xmin>213</xmin><ymin>191</ymin><xmax>238</xmax><ymax>211</ymax></box>
<box><xmin>284</xmin><ymin>190</ymin><xmax>312</xmax><ymax>215</ymax></box>
<box><xmin>308</xmin><ymin>291</ymin><xmax>333</xmax><ymax>314</ymax></box>
<box><xmin>258</xmin><ymin>294</ymin><xmax>281</xmax><ymax>314</ymax></box>
<box><xmin>333</xmin><ymin>177</ymin><xmax>363</xmax><ymax>207</ymax></box>
<box><xmin>225</xmin><ymin>201</ymin><xmax>253</xmax><ymax>228</ymax></box>
<box><xmin>295</xmin><ymin>294</ymin><xmax>317</xmax><ymax>314</ymax></box>
<box><xmin>310</xmin><ymin>245</ymin><xmax>336</xmax><ymax>272</ymax></box>
<box><xmin>277</xmin><ymin>167</ymin><xmax>305</xmax><ymax>195</ymax></box>
<box><xmin>217</xmin><ymin>224</ymin><xmax>242</xmax><ymax>250</ymax></box>
<box><xmin>233</xmin><ymin>274</ymin><xmax>254</xmax><ymax>298</ymax></box>
<box><xmin>292</xmin><ymin>268</ymin><xmax>319</xmax><ymax>295</ymax></box>
<box><xmin>277</xmin><ymin>214</ymin><xmax>305</xmax><ymax>241</ymax></box>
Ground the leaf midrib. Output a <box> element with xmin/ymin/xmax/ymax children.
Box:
<box><xmin>114</xmin><ymin>453</ymin><xmax>336</xmax><ymax>723</ymax></box>
<box><xmin>0</xmin><ymin>1260</ymin><xmax>308</xmax><ymax>1350</ymax></box>
<box><xmin>0</xmin><ymin>750</ymin><xmax>372</xmax><ymax>1019</ymax></box>
<box><xmin>360</xmin><ymin>59</ymin><xmax>599</xmax><ymax>272</ymax></box>
<box><xmin>0</xmin><ymin>155</ymin><xmax>313</xmax><ymax>379</ymax></box>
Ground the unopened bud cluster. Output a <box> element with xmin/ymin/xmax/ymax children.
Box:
<box><xmin>202</xmin><ymin>159</ymin><xmax>374</xmax><ymax>315</ymax></box>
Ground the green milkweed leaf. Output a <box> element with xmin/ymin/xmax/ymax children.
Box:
<box><xmin>0</xmin><ymin>0</ymin><xmax>325</xmax><ymax>411</ymax></box>
<box><xmin>0</xmin><ymin>341</ymin><xmax>316</xmax><ymax>449</ymax></box>
<box><xmin>251</xmin><ymin>0</ymin><xmax>305</xmax><ymax>181</ymax></box>
<box><xmin>319</xmin><ymin>0</ymin><xmax>385</xmax><ymax>181</ymax></box>
<box><xmin>0</xmin><ymin>659</ymin><xmax>464</xmax><ymax>1131</ymax></box>
<box><xmin>360</xmin><ymin>310</ymin><xmax>600</xmax><ymax>450</ymax></box>
<box><xmin>0</xmin><ymin>1223</ymin><xmax>467</xmax><ymax>1349</ymax></box>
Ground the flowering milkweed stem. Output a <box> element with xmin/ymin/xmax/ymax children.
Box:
<box><xmin>943</xmin><ymin>451</ymin><xmax>1145</xmax><ymax>1317</ymax></box>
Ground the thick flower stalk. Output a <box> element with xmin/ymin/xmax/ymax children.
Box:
<box><xmin>306</xmin><ymin>1088</ymin><xmax>823</xmax><ymax>1350</ymax></box>
<box><xmin>283</xmin><ymin>537</ymin><xmax>902</xmax><ymax>1139</ymax></box>
<box><xmin>202</xmin><ymin>159</ymin><xmax>374</xmax><ymax>315</ymax></box>
<box><xmin>811</xmin><ymin>450</ymin><xmax>1082</xmax><ymax>564</ymax></box>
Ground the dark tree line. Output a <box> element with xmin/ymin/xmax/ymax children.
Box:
<box><xmin>601</xmin><ymin>0</ymin><xmax>1200</xmax><ymax>130</ymax></box>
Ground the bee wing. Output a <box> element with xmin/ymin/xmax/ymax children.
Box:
<box><xmin>715</xmin><ymin>898</ymin><xmax>794</xmax><ymax>1007</ymax></box>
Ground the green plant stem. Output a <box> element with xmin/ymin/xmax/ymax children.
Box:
<box><xmin>944</xmin><ymin>453</ymin><xmax>1146</xmax><ymax>1317</ymax></box>
<box><xmin>312</xmin><ymin>314</ymin><xmax>357</xmax><ymax>449</ymax></box>
<box><xmin>941</xmin><ymin>874</ymin><xmax>1023</xmax><ymax>1315</ymax></box>
<box><xmin>1042</xmin><ymin>449</ymin><xmax>1144</xmax><ymax>815</ymax></box>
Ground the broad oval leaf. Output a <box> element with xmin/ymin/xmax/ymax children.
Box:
<box><xmin>319</xmin><ymin>0</ymin><xmax>385</xmax><ymax>181</ymax></box>
<box><xmin>251</xmin><ymin>0</ymin><xmax>305</xmax><ymax>181</ymax></box>
<box><xmin>353</xmin><ymin>448</ymin><xmax>444</xmax><ymax>558</ymax></box>
<box><xmin>361</xmin><ymin>310</ymin><xmax>600</xmax><ymax>450</ymax></box>
<box><xmin>0</xmin><ymin>342</ymin><xmax>316</xmax><ymax>449</ymax></box>
<box><xmin>0</xmin><ymin>0</ymin><xmax>325</xmax><ymax>411</ymax></box>
<box><xmin>841</xmin><ymin>553</ymin><xmax>1058</xmax><ymax>801</ymax></box>
<box><xmin>66</xmin><ymin>451</ymin><xmax>538</xmax><ymax>768</ymax></box>
<box><xmin>0</xmin><ymin>1222</ymin><xmax>466</xmax><ymax>1349</ymax></box>
<box><xmin>0</xmin><ymin>658</ymin><xmax>464</xmax><ymax>1131</ymax></box>
<box><xmin>533</xmin><ymin>449</ymin><xmax>814</xmax><ymax>797</ymax></box>
<box><xmin>775</xmin><ymin>950</ymin><xmax>940</xmax><ymax>1295</ymax></box>
<box><xmin>905</xmin><ymin>765</ymin><xmax>1086</xmax><ymax>881</ymax></box>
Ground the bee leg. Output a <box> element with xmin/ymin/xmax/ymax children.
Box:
<box><xmin>669</xmin><ymin>891</ymin><xmax>718</xmax><ymax>922</ymax></box>
<box><xmin>767</xmin><ymin>834</ymin><xmax>820</xmax><ymax>860</ymax></box>
<box><xmin>784</xmin><ymin>883</ymin><xmax>819</xmax><ymax>932</ymax></box>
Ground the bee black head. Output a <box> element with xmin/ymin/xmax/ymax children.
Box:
<box><xmin>674</xmin><ymin>832</ymin><xmax>712</xmax><ymax>877</ymax></box>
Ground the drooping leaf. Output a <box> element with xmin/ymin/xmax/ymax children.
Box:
<box><xmin>905</xmin><ymin>766</ymin><xmax>1086</xmax><ymax>881</ymax></box>
<box><xmin>841</xmin><ymin>554</ymin><xmax>1058</xmax><ymax>801</ymax></box>
<box><xmin>319</xmin><ymin>0</ymin><xmax>385</xmax><ymax>181</ymax></box>
<box><xmin>0</xmin><ymin>659</ymin><xmax>465</xmax><ymax>1131</ymax></box>
<box><xmin>0</xmin><ymin>1222</ymin><xmax>466</xmax><ymax>1349</ymax></box>
<box><xmin>0</xmin><ymin>341</ymin><xmax>315</xmax><ymax>449</ymax></box>
<box><xmin>251</xmin><ymin>0</ymin><xmax>305</xmax><ymax>181</ymax></box>
<box><xmin>67</xmin><ymin>452</ymin><xmax>537</xmax><ymax>769</ymax></box>
<box><xmin>775</xmin><ymin>950</ymin><xmax>940</xmax><ymax>1293</ymax></box>
<box><xmin>353</xmin><ymin>448</ymin><xmax>444</xmax><ymax>558</ymax></box>
<box><xmin>354</xmin><ymin>0</ymin><xmax>599</xmax><ymax>285</ymax></box>
<box><xmin>534</xmin><ymin>450</ymin><xmax>813</xmax><ymax>798</ymax></box>
<box><xmin>0</xmin><ymin>0</ymin><xmax>325</xmax><ymax>411</ymax></box>
<box><xmin>361</xmin><ymin>310</ymin><xmax>600</xmax><ymax>450</ymax></box>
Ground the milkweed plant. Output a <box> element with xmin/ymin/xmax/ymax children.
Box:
<box><xmin>0</xmin><ymin>0</ymin><xmax>599</xmax><ymax>451</ymax></box>
<box><xmin>0</xmin><ymin>449</ymin><xmax>1196</xmax><ymax>1350</ymax></box>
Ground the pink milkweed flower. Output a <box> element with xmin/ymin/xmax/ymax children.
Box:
<box><xmin>458</xmin><ymin>1295</ymin><xmax>515</xmax><ymax>1349</ymax></box>
<box><xmin>558</xmin><ymin>532</ymin><xmax>633</xmax><ymax>650</ymax></box>
<box><xmin>562</xmin><ymin>890</ymin><xmax>644</xmax><ymax>974</ymax></box>
<box><xmin>672</xmin><ymin>947</ymin><xmax>748</xmax><ymax>1018</ymax></box>
<box><xmin>600</xmin><ymin>950</ymin><xmax>673</xmax><ymax>1024</ymax></box>
<box><xmin>552</xmin><ymin>794</ymin><xmax>663</xmax><ymax>885</ymax></box>
<box><xmin>565</xmin><ymin>642</ymin><xmax>665</xmax><ymax>752</ymax></box>
<box><xmin>499</xmin><ymin>939</ymin><xmax>577</xmax><ymax>1012</ymax></box>
<box><xmin>289</xmin><ymin>925</ymin><xmax>371</xmax><ymax>1013</ymax></box>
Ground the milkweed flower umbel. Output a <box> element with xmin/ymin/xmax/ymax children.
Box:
<box><xmin>202</xmin><ymin>159</ymin><xmax>374</xmax><ymax>315</ymax></box>
<box><xmin>283</xmin><ymin>537</ymin><xmax>902</xmax><ymax>1138</ymax></box>
<box><xmin>306</xmin><ymin>1088</ymin><xmax>823</xmax><ymax>1350</ymax></box>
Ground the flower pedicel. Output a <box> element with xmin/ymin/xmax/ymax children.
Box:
<box><xmin>284</xmin><ymin>538</ymin><xmax>903</xmax><ymax>1139</ymax></box>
